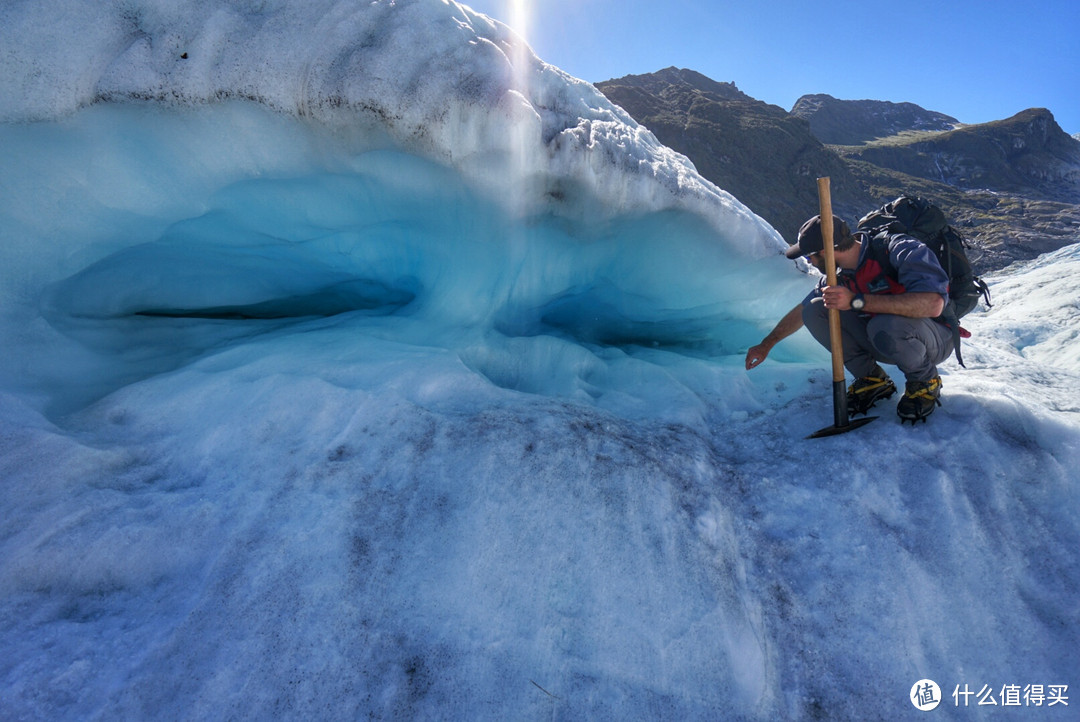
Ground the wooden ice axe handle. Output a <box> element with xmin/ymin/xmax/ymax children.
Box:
<box><xmin>817</xmin><ymin>177</ymin><xmax>845</xmax><ymax>385</ymax></box>
<box><xmin>818</xmin><ymin>177</ymin><xmax>852</xmax><ymax>432</ymax></box>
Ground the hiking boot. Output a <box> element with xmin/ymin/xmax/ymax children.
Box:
<box><xmin>897</xmin><ymin>377</ymin><xmax>943</xmax><ymax>424</ymax></box>
<box><xmin>847</xmin><ymin>367</ymin><xmax>897</xmax><ymax>416</ymax></box>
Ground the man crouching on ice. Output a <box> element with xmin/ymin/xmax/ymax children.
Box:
<box><xmin>745</xmin><ymin>214</ymin><xmax>953</xmax><ymax>424</ymax></box>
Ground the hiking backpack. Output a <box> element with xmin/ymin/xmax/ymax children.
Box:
<box><xmin>857</xmin><ymin>196</ymin><xmax>991</xmax><ymax>366</ymax></box>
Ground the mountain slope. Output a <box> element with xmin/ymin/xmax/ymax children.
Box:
<box><xmin>790</xmin><ymin>93</ymin><xmax>959</xmax><ymax>145</ymax></box>
<box><xmin>836</xmin><ymin>108</ymin><xmax>1080</xmax><ymax>203</ymax></box>
<box><xmin>597</xmin><ymin>69</ymin><xmax>1080</xmax><ymax>271</ymax></box>
<box><xmin>834</xmin><ymin>108</ymin><xmax>1080</xmax><ymax>268</ymax></box>
<box><xmin>595</xmin><ymin>68</ymin><xmax>873</xmax><ymax>243</ymax></box>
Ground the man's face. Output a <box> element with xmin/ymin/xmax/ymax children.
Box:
<box><xmin>805</xmin><ymin>251</ymin><xmax>826</xmax><ymax>274</ymax></box>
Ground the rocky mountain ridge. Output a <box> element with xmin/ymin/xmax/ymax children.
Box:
<box><xmin>790</xmin><ymin>94</ymin><xmax>959</xmax><ymax>145</ymax></box>
<box><xmin>595</xmin><ymin>69</ymin><xmax>873</xmax><ymax>247</ymax></box>
<box><xmin>836</xmin><ymin>108</ymin><xmax>1080</xmax><ymax>201</ymax></box>
<box><xmin>596</xmin><ymin>68</ymin><xmax>1080</xmax><ymax>272</ymax></box>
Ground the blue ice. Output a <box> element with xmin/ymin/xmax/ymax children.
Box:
<box><xmin>5</xmin><ymin>102</ymin><xmax>816</xmax><ymax>419</ymax></box>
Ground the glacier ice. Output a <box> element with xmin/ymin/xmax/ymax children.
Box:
<box><xmin>0</xmin><ymin>0</ymin><xmax>784</xmax><ymax>254</ymax></box>
<box><xmin>1</xmin><ymin>0</ymin><xmax>1078</xmax><ymax>720</ymax></box>
<box><xmin>2</xmin><ymin>100</ymin><xmax>808</xmax><ymax>419</ymax></box>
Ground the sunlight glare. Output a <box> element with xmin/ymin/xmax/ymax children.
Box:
<box><xmin>507</xmin><ymin>0</ymin><xmax>533</xmax><ymax>46</ymax></box>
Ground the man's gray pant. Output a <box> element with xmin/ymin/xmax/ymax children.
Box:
<box><xmin>802</xmin><ymin>300</ymin><xmax>954</xmax><ymax>382</ymax></box>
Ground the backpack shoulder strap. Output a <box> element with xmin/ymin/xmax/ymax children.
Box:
<box><xmin>863</xmin><ymin>231</ymin><xmax>898</xmax><ymax>275</ymax></box>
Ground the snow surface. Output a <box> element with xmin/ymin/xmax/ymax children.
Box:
<box><xmin>1</xmin><ymin>0</ymin><xmax>1078</xmax><ymax>719</ymax></box>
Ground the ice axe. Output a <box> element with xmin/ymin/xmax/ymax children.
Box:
<box><xmin>808</xmin><ymin>177</ymin><xmax>877</xmax><ymax>439</ymax></box>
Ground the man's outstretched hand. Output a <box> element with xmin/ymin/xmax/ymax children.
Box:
<box><xmin>745</xmin><ymin>343</ymin><xmax>770</xmax><ymax>370</ymax></box>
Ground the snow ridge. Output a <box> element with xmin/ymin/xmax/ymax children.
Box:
<box><xmin>0</xmin><ymin>0</ymin><xmax>781</xmax><ymax>255</ymax></box>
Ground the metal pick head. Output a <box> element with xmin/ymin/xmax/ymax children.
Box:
<box><xmin>807</xmin><ymin>415</ymin><xmax>879</xmax><ymax>439</ymax></box>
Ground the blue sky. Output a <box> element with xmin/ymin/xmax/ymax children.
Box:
<box><xmin>464</xmin><ymin>0</ymin><xmax>1080</xmax><ymax>135</ymax></box>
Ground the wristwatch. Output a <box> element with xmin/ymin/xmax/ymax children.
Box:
<box><xmin>851</xmin><ymin>293</ymin><xmax>866</xmax><ymax>311</ymax></box>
